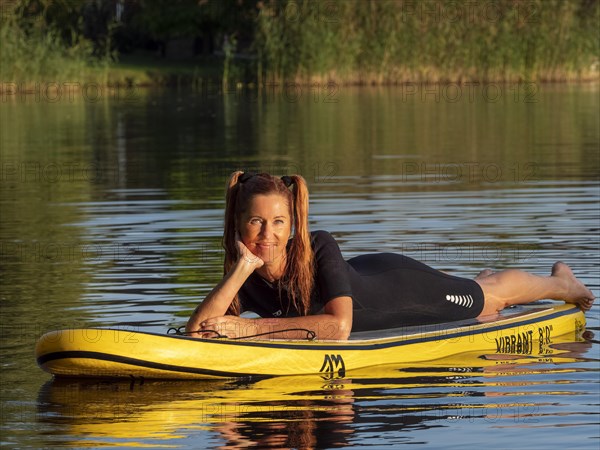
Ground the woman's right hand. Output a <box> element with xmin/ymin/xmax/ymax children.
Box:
<box><xmin>235</xmin><ymin>232</ymin><xmax>264</xmax><ymax>270</ymax></box>
<box><xmin>186</xmin><ymin>233</ymin><xmax>262</xmax><ymax>336</ymax></box>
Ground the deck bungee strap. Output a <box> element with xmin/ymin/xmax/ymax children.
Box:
<box><xmin>166</xmin><ymin>326</ymin><xmax>317</xmax><ymax>341</ymax></box>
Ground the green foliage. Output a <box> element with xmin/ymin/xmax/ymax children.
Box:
<box><xmin>0</xmin><ymin>0</ymin><xmax>114</xmax><ymax>84</ymax></box>
<box><xmin>1</xmin><ymin>0</ymin><xmax>597</xmax><ymax>85</ymax></box>
<box><xmin>255</xmin><ymin>0</ymin><xmax>600</xmax><ymax>83</ymax></box>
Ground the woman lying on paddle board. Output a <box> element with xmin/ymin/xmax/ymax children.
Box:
<box><xmin>186</xmin><ymin>172</ymin><xmax>595</xmax><ymax>340</ymax></box>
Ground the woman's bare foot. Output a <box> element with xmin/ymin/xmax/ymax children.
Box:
<box><xmin>551</xmin><ymin>262</ymin><xmax>595</xmax><ymax>311</ymax></box>
<box><xmin>475</xmin><ymin>269</ymin><xmax>495</xmax><ymax>280</ymax></box>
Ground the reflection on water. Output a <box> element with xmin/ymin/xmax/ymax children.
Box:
<box><xmin>36</xmin><ymin>339</ymin><xmax>595</xmax><ymax>449</ymax></box>
<box><xmin>1</xmin><ymin>84</ymin><xmax>599</xmax><ymax>448</ymax></box>
<box><xmin>39</xmin><ymin>377</ymin><xmax>355</xmax><ymax>448</ymax></box>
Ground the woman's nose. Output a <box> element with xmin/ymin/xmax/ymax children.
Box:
<box><xmin>260</xmin><ymin>222</ymin><xmax>273</xmax><ymax>239</ymax></box>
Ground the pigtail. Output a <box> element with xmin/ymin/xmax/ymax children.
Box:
<box><xmin>223</xmin><ymin>171</ymin><xmax>244</xmax><ymax>315</ymax></box>
<box><xmin>285</xmin><ymin>175</ymin><xmax>315</xmax><ymax>315</ymax></box>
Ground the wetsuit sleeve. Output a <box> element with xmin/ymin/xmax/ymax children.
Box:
<box><xmin>312</xmin><ymin>230</ymin><xmax>353</xmax><ymax>303</ymax></box>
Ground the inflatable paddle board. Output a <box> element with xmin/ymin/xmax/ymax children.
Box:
<box><xmin>35</xmin><ymin>303</ymin><xmax>586</xmax><ymax>379</ymax></box>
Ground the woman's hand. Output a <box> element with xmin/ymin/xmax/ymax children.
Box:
<box><xmin>185</xmin><ymin>233</ymin><xmax>262</xmax><ymax>337</ymax></box>
<box><xmin>197</xmin><ymin>315</ymin><xmax>259</xmax><ymax>339</ymax></box>
<box><xmin>235</xmin><ymin>231</ymin><xmax>264</xmax><ymax>270</ymax></box>
<box><xmin>189</xmin><ymin>296</ymin><xmax>353</xmax><ymax>340</ymax></box>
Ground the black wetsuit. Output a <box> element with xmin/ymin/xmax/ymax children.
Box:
<box><xmin>238</xmin><ymin>230</ymin><xmax>484</xmax><ymax>332</ymax></box>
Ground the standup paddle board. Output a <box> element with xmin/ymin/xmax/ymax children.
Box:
<box><xmin>35</xmin><ymin>303</ymin><xmax>586</xmax><ymax>379</ymax></box>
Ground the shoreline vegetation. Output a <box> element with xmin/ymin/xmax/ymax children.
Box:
<box><xmin>1</xmin><ymin>0</ymin><xmax>598</xmax><ymax>93</ymax></box>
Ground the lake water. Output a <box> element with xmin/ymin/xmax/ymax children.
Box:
<box><xmin>1</xmin><ymin>82</ymin><xmax>599</xmax><ymax>448</ymax></box>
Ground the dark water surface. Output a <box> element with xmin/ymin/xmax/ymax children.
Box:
<box><xmin>1</xmin><ymin>84</ymin><xmax>598</xmax><ymax>448</ymax></box>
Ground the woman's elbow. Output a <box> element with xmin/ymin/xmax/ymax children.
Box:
<box><xmin>331</xmin><ymin>318</ymin><xmax>352</xmax><ymax>340</ymax></box>
<box><xmin>185</xmin><ymin>318</ymin><xmax>199</xmax><ymax>336</ymax></box>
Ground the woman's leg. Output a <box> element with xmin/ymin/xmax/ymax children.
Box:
<box><xmin>475</xmin><ymin>262</ymin><xmax>595</xmax><ymax>316</ymax></box>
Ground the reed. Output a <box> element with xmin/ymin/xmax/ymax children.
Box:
<box><xmin>254</xmin><ymin>0</ymin><xmax>600</xmax><ymax>84</ymax></box>
<box><xmin>1</xmin><ymin>0</ymin><xmax>597</xmax><ymax>88</ymax></box>
<box><xmin>0</xmin><ymin>14</ymin><xmax>112</xmax><ymax>87</ymax></box>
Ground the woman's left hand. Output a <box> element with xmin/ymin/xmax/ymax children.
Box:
<box><xmin>198</xmin><ymin>316</ymin><xmax>259</xmax><ymax>339</ymax></box>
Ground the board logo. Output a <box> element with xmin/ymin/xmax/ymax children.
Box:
<box><xmin>319</xmin><ymin>354</ymin><xmax>346</xmax><ymax>378</ymax></box>
<box><xmin>495</xmin><ymin>330</ymin><xmax>534</xmax><ymax>354</ymax></box>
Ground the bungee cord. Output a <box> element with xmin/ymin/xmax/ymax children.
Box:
<box><xmin>166</xmin><ymin>326</ymin><xmax>316</xmax><ymax>341</ymax></box>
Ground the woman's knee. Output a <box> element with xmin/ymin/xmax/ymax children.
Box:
<box><xmin>479</xmin><ymin>295</ymin><xmax>505</xmax><ymax>316</ymax></box>
<box><xmin>475</xmin><ymin>278</ymin><xmax>507</xmax><ymax>314</ymax></box>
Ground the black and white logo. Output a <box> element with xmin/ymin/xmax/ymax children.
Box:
<box><xmin>445</xmin><ymin>294</ymin><xmax>474</xmax><ymax>308</ymax></box>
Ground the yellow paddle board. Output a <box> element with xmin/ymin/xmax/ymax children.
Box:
<box><xmin>35</xmin><ymin>303</ymin><xmax>586</xmax><ymax>379</ymax></box>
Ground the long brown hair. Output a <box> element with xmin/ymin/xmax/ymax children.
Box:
<box><xmin>223</xmin><ymin>171</ymin><xmax>314</xmax><ymax>315</ymax></box>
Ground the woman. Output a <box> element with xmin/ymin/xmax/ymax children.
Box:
<box><xmin>186</xmin><ymin>172</ymin><xmax>594</xmax><ymax>340</ymax></box>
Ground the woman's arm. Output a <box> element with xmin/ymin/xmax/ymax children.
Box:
<box><xmin>186</xmin><ymin>233</ymin><xmax>264</xmax><ymax>335</ymax></box>
<box><xmin>196</xmin><ymin>296</ymin><xmax>353</xmax><ymax>340</ymax></box>
<box><xmin>185</xmin><ymin>233</ymin><xmax>265</xmax><ymax>337</ymax></box>
<box><xmin>185</xmin><ymin>259</ymin><xmax>256</xmax><ymax>335</ymax></box>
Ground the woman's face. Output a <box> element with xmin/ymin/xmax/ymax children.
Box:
<box><xmin>238</xmin><ymin>194</ymin><xmax>292</xmax><ymax>264</ymax></box>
